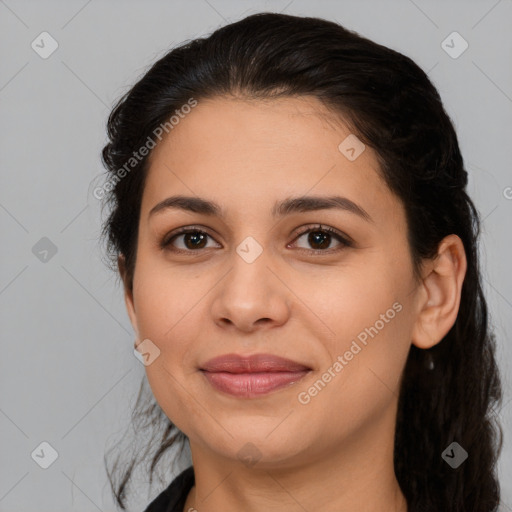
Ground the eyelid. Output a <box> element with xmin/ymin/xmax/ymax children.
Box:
<box><xmin>160</xmin><ymin>223</ymin><xmax>353</xmax><ymax>254</ymax></box>
<box><xmin>160</xmin><ymin>225</ymin><xmax>220</xmax><ymax>250</ymax></box>
<box><xmin>288</xmin><ymin>224</ymin><xmax>353</xmax><ymax>254</ymax></box>
<box><xmin>290</xmin><ymin>224</ymin><xmax>353</xmax><ymax>245</ymax></box>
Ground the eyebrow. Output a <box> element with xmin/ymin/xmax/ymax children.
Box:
<box><xmin>149</xmin><ymin>194</ymin><xmax>373</xmax><ymax>223</ymax></box>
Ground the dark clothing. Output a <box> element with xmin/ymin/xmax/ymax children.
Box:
<box><xmin>143</xmin><ymin>466</ymin><xmax>194</xmax><ymax>512</ymax></box>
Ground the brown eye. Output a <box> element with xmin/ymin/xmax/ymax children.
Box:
<box><xmin>305</xmin><ymin>231</ymin><xmax>331</xmax><ymax>250</ymax></box>
<box><xmin>180</xmin><ymin>231</ymin><xmax>208</xmax><ymax>250</ymax></box>
<box><xmin>290</xmin><ymin>225</ymin><xmax>352</xmax><ymax>254</ymax></box>
<box><xmin>161</xmin><ymin>228</ymin><xmax>219</xmax><ymax>252</ymax></box>
<box><xmin>160</xmin><ymin>224</ymin><xmax>352</xmax><ymax>256</ymax></box>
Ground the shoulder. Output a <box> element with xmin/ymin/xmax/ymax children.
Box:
<box><xmin>143</xmin><ymin>465</ymin><xmax>195</xmax><ymax>512</ymax></box>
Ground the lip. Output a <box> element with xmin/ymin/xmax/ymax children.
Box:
<box><xmin>199</xmin><ymin>353</ymin><xmax>312</xmax><ymax>398</ymax></box>
<box><xmin>200</xmin><ymin>353</ymin><xmax>312</xmax><ymax>373</ymax></box>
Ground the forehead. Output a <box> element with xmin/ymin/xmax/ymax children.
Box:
<box><xmin>142</xmin><ymin>95</ymin><xmax>402</xmax><ymax>227</ymax></box>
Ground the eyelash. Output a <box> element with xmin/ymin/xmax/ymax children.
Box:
<box><xmin>160</xmin><ymin>224</ymin><xmax>353</xmax><ymax>256</ymax></box>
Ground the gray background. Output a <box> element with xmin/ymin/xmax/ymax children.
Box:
<box><xmin>1</xmin><ymin>0</ymin><xmax>511</xmax><ymax>510</ymax></box>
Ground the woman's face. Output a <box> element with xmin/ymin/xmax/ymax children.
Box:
<box><xmin>124</xmin><ymin>95</ymin><xmax>423</xmax><ymax>468</ymax></box>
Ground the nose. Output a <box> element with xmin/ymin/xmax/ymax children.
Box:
<box><xmin>210</xmin><ymin>247</ymin><xmax>291</xmax><ymax>333</ymax></box>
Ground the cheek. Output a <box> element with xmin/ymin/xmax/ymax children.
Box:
<box><xmin>133</xmin><ymin>268</ymin><xmax>207</xmax><ymax>430</ymax></box>
<box><xmin>289</xmin><ymin>256</ymin><xmax>402</xmax><ymax>351</ymax></box>
<box><xmin>293</xmin><ymin>256</ymin><xmax>411</xmax><ymax>407</ymax></box>
<box><xmin>295</xmin><ymin>304</ymin><xmax>410</xmax><ymax>445</ymax></box>
<box><xmin>133</xmin><ymin>258</ymin><xmax>204</xmax><ymax>342</ymax></box>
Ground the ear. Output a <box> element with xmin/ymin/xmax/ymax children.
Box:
<box><xmin>118</xmin><ymin>254</ymin><xmax>139</xmax><ymax>343</ymax></box>
<box><xmin>411</xmin><ymin>234</ymin><xmax>467</xmax><ymax>349</ymax></box>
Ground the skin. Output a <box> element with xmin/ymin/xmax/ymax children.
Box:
<box><xmin>120</xmin><ymin>95</ymin><xmax>467</xmax><ymax>512</ymax></box>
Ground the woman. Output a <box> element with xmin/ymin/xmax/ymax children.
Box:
<box><xmin>100</xmin><ymin>12</ymin><xmax>503</xmax><ymax>512</ymax></box>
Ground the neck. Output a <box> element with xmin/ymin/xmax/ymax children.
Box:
<box><xmin>183</xmin><ymin>403</ymin><xmax>407</xmax><ymax>512</ymax></box>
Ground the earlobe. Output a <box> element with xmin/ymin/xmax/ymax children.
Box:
<box><xmin>118</xmin><ymin>254</ymin><xmax>139</xmax><ymax>339</ymax></box>
<box><xmin>411</xmin><ymin>234</ymin><xmax>467</xmax><ymax>350</ymax></box>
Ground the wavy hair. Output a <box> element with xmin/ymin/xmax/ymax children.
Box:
<box><xmin>99</xmin><ymin>12</ymin><xmax>504</xmax><ymax>511</ymax></box>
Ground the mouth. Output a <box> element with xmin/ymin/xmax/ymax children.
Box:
<box><xmin>199</xmin><ymin>353</ymin><xmax>312</xmax><ymax>398</ymax></box>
